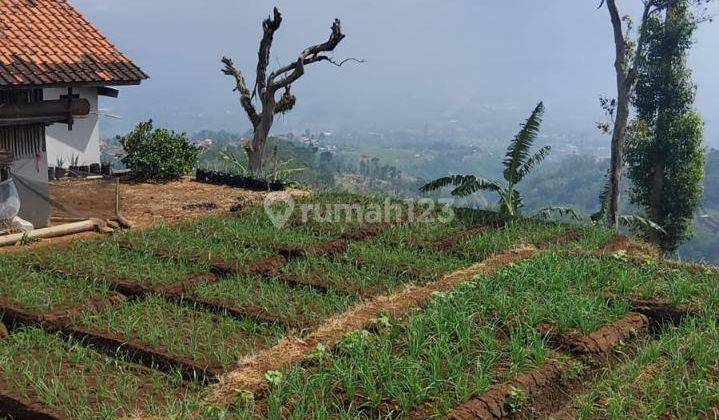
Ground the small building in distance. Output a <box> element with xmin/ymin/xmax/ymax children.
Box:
<box><xmin>0</xmin><ymin>0</ymin><xmax>147</xmax><ymax>227</ymax></box>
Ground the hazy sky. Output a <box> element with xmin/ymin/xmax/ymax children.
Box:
<box><xmin>73</xmin><ymin>0</ymin><xmax>719</xmax><ymax>147</ymax></box>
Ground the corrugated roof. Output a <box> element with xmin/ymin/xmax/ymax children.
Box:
<box><xmin>0</xmin><ymin>0</ymin><xmax>148</xmax><ymax>87</ymax></box>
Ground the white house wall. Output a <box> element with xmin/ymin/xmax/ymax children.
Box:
<box><xmin>44</xmin><ymin>87</ymin><xmax>101</xmax><ymax>167</ymax></box>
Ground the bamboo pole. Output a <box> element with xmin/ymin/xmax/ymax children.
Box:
<box><xmin>0</xmin><ymin>219</ymin><xmax>98</xmax><ymax>247</ymax></box>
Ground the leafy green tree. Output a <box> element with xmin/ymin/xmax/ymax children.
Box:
<box><xmin>118</xmin><ymin>120</ymin><xmax>199</xmax><ymax>181</ymax></box>
<box><xmin>420</xmin><ymin>102</ymin><xmax>550</xmax><ymax>216</ymax></box>
<box><xmin>625</xmin><ymin>0</ymin><xmax>706</xmax><ymax>252</ymax></box>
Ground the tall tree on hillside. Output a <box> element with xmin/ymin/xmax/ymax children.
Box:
<box><xmin>599</xmin><ymin>0</ymin><xmax>667</xmax><ymax>230</ymax></box>
<box><xmin>221</xmin><ymin>8</ymin><xmax>358</xmax><ymax>175</ymax></box>
<box><xmin>625</xmin><ymin>0</ymin><xmax>706</xmax><ymax>252</ymax></box>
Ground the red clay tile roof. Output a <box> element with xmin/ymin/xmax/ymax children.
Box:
<box><xmin>0</xmin><ymin>0</ymin><xmax>148</xmax><ymax>87</ymax></box>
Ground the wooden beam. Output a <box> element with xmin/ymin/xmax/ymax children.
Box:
<box><xmin>0</xmin><ymin>98</ymin><xmax>90</xmax><ymax>120</ymax></box>
<box><xmin>97</xmin><ymin>87</ymin><xmax>119</xmax><ymax>98</ymax></box>
<box><xmin>0</xmin><ymin>219</ymin><xmax>98</xmax><ymax>247</ymax></box>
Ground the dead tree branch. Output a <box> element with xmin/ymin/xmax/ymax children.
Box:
<box><xmin>254</xmin><ymin>7</ymin><xmax>283</xmax><ymax>99</ymax></box>
<box><xmin>268</xmin><ymin>18</ymin><xmax>346</xmax><ymax>92</ymax></box>
<box><xmin>221</xmin><ymin>57</ymin><xmax>260</xmax><ymax>128</ymax></box>
<box><xmin>221</xmin><ymin>8</ymin><xmax>358</xmax><ymax>174</ymax></box>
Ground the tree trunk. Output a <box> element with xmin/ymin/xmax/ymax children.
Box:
<box><xmin>606</xmin><ymin>84</ymin><xmax>631</xmax><ymax>229</ymax></box>
<box><xmin>248</xmin><ymin>98</ymin><xmax>275</xmax><ymax>175</ymax></box>
<box><xmin>649</xmin><ymin>157</ymin><xmax>666</xmax><ymax>243</ymax></box>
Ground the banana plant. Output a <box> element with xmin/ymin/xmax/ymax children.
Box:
<box><xmin>421</xmin><ymin>102</ymin><xmax>550</xmax><ymax>216</ymax></box>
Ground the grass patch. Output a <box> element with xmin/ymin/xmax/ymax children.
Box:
<box><xmin>0</xmin><ymin>258</ymin><xmax>111</xmax><ymax>312</ymax></box>
<box><xmin>70</xmin><ymin>295</ymin><xmax>286</xmax><ymax>370</ymax></box>
<box><xmin>0</xmin><ymin>327</ymin><xmax>204</xmax><ymax>419</ymax></box>
<box><xmin>20</xmin><ymin>240</ymin><xmax>207</xmax><ymax>287</ymax></box>
<box><xmin>192</xmin><ymin>275</ymin><xmax>357</xmax><ymax>329</ymax></box>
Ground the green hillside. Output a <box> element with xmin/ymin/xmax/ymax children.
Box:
<box><xmin>0</xmin><ymin>192</ymin><xmax>717</xmax><ymax>419</ymax></box>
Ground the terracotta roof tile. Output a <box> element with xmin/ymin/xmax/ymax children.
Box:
<box><xmin>0</xmin><ymin>0</ymin><xmax>147</xmax><ymax>87</ymax></box>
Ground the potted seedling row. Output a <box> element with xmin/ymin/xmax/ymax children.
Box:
<box><xmin>195</xmin><ymin>169</ymin><xmax>285</xmax><ymax>191</ymax></box>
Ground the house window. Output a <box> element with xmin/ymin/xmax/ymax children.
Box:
<box><xmin>0</xmin><ymin>126</ymin><xmax>45</xmax><ymax>160</ymax></box>
<box><xmin>0</xmin><ymin>89</ymin><xmax>46</xmax><ymax>160</ymax></box>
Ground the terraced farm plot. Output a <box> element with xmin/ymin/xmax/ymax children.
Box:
<box><xmin>344</xmin><ymin>240</ymin><xmax>467</xmax><ymax>287</ymax></box>
<box><xmin>70</xmin><ymin>295</ymin><xmax>287</xmax><ymax>372</ymax></box>
<box><xmin>277</xmin><ymin>256</ymin><xmax>410</xmax><ymax>296</ymax></box>
<box><xmin>2</xmin><ymin>190</ymin><xmax>717</xmax><ymax>420</ymax></box>
<box><xmin>576</xmin><ymin>316</ymin><xmax>719</xmax><ymax>419</ymax></box>
<box><xmin>242</xmin><ymin>251</ymin><xmax>639</xmax><ymax>418</ymax></box>
<box><xmin>123</xmin><ymin>215</ymin><xmax>331</xmax><ymax>258</ymax></box>
<box><xmin>0</xmin><ymin>327</ymin><xmax>203</xmax><ymax>419</ymax></box>
<box><xmin>0</xmin><ymin>260</ymin><xmax>111</xmax><ymax>313</ymax></box>
<box><xmin>21</xmin><ymin>240</ymin><xmax>209</xmax><ymax>288</ymax></box>
<box><xmin>191</xmin><ymin>274</ymin><xmax>357</xmax><ymax>329</ymax></box>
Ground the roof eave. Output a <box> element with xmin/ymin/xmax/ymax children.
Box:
<box><xmin>0</xmin><ymin>78</ymin><xmax>148</xmax><ymax>91</ymax></box>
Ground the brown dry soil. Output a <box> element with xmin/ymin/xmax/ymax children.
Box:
<box><xmin>208</xmin><ymin>245</ymin><xmax>538</xmax><ymax>407</ymax></box>
<box><xmin>117</xmin><ymin>178</ymin><xmax>300</xmax><ymax>229</ymax></box>
<box><xmin>1</xmin><ymin>178</ymin><xmax>308</xmax><ymax>253</ymax></box>
<box><xmin>561</xmin><ymin>312</ymin><xmax>649</xmax><ymax>355</ymax></box>
<box><xmin>450</xmin><ymin>361</ymin><xmax>565</xmax><ymax>420</ymax></box>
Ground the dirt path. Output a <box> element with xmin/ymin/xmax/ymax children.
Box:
<box><xmin>208</xmin><ymin>245</ymin><xmax>538</xmax><ymax>407</ymax></box>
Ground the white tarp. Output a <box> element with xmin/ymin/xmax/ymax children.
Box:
<box><xmin>0</xmin><ymin>178</ymin><xmax>20</xmax><ymax>221</ymax></box>
<box><xmin>0</xmin><ymin>178</ymin><xmax>33</xmax><ymax>233</ymax></box>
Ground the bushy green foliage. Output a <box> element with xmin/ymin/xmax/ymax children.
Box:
<box><xmin>118</xmin><ymin>120</ymin><xmax>199</xmax><ymax>181</ymax></box>
<box><xmin>625</xmin><ymin>0</ymin><xmax>706</xmax><ymax>252</ymax></box>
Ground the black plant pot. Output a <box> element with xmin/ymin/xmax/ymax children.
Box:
<box><xmin>79</xmin><ymin>165</ymin><xmax>90</xmax><ymax>175</ymax></box>
<box><xmin>229</xmin><ymin>174</ymin><xmax>243</xmax><ymax>188</ymax></box>
<box><xmin>251</xmin><ymin>178</ymin><xmax>270</xmax><ymax>191</ymax></box>
<box><xmin>270</xmin><ymin>181</ymin><xmax>285</xmax><ymax>191</ymax></box>
<box><xmin>55</xmin><ymin>167</ymin><xmax>67</xmax><ymax>179</ymax></box>
<box><xmin>68</xmin><ymin>165</ymin><xmax>80</xmax><ymax>177</ymax></box>
<box><xmin>195</xmin><ymin>169</ymin><xmax>207</xmax><ymax>182</ymax></box>
<box><xmin>101</xmin><ymin>163</ymin><xmax>112</xmax><ymax>176</ymax></box>
<box><xmin>47</xmin><ymin>167</ymin><xmax>56</xmax><ymax>181</ymax></box>
<box><xmin>90</xmin><ymin>163</ymin><xmax>101</xmax><ymax>174</ymax></box>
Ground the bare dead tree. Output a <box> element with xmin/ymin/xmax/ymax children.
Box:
<box><xmin>599</xmin><ymin>0</ymin><xmax>667</xmax><ymax>230</ymax></box>
<box><xmin>222</xmin><ymin>8</ymin><xmax>357</xmax><ymax>175</ymax></box>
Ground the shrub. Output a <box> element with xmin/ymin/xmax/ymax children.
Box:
<box><xmin>118</xmin><ymin>120</ymin><xmax>199</xmax><ymax>181</ymax></box>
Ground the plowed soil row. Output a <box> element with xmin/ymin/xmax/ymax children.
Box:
<box><xmin>208</xmin><ymin>245</ymin><xmax>538</xmax><ymax>407</ymax></box>
<box><xmin>541</xmin><ymin>312</ymin><xmax>650</xmax><ymax>356</ymax></box>
<box><xmin>450</xmin><ymin>312</ymin><xmax>650</xmax><ymax>419</ymax></box>
<box><xmin>430</xmin><ymin>223</ymin><xmax>504</xmax><ymax>253</ymax></box>
<box><xmin>35</xmin><ymin>265</ymin><xmax>297</xmax><ymax>329</ymax></box>
<box><xmin>276</xmin><ymin>239</ymin><xmax>349</xmax><ymax>260</ymax></box>
<box><xmin>167</xmin><ymin>295</ymin><xmax>310</xmax><ymax>329</ymax></box>
<box><xmin>118</xmin><ymin>238</ymin><xmax>352</xmax><ymax>295</ymax></box>
<box><xmin>339</xmin><ymin>223</ymin><xmax>388</xmax><ymax>241</ymax></box>
<box><xmin>0</xmin><ymin>304</ymin><xmax>221</xmax><ymax>384</ymax></box>
<box><xmin>450</xmin><ymin>360</ymin><xmax>565</xmax><ymax>419</ymax></box>
<box><xmin>533</xmin><ymin>228</ymin><xmax>583</xmax><ymax>247</ymax></box>
<box><xmin>449</xmin><ymin>298</ymin><xmax>701</xmax><ymax>420</ymax></box>
<box><xmin>273</xmin><ymin>273</ymin><xmax>368</xmax><ymax>296</ymax></box>
<box><xmin>115</xmin><ymin>241</ymin><xmax>285</xmax><ymax>276</ymax></box>
<box><xmin>0</xmin><ymin>379</ymin><xmax>62</xmax><ymax>420</ymax></box>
